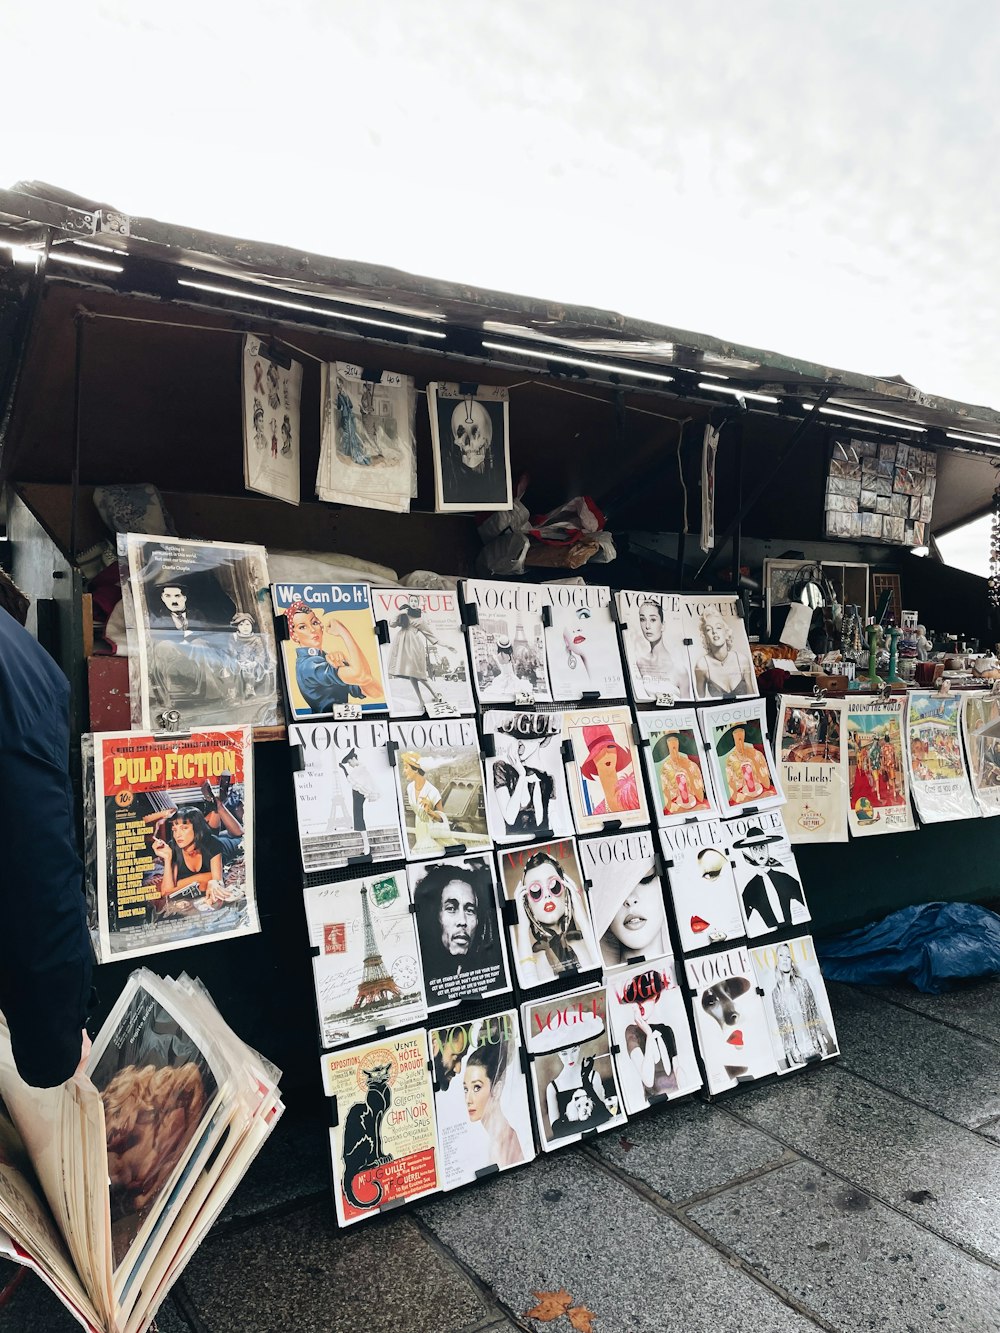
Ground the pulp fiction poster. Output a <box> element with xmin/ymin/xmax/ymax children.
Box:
<box><xmin>845</xmin><ymin>697</ymin><xmax>915</xmax><ymax>836</ymax></box>
<box><xmin>775</xmin><ymin>696</ymin><xmax>849</xmax><ymax>843</ymax></box>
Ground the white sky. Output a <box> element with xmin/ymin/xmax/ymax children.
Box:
<box><xmin>2</xmin><ymin>1</ymin><xmax>997</xmax><ymax>569</ymax></box>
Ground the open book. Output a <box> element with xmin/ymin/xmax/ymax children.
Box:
<box><xmin>0</xmin><ymin>970</ymin><xmax>284</xmax><ymax>1333</ymax></box>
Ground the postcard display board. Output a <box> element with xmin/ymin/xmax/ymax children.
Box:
<box><xmin>271</xmin><ymin>577</ymin><xmax>841</xmax><ymax>1226</ymax></box>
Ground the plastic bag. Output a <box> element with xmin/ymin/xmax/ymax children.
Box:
<box><xmin>816</xmin><ymin>902</ymin><xmax>1000</xmax><ymax>994</ymax></box>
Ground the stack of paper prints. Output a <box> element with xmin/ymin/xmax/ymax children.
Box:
<box><xmin>579</xmin><ymin>831</ymin><xmax>670</xmax><ymax>971</ymax></box>
<box><xmin>408</xmin><ymin>856</ymin><xmax>511</xmax><ymax>1011</ymax></box>
<box><xmin>483</xmin><ymin>710</ymin><xmax>574</xmax><ymax>845</ymax></box>
<box><xmin>121</xmin><ymin>534</ymin><xmax>279</xmax><ymax>731</ymax></box>
<box><xmin>390</xmin><ymin>719</ymin><xmax>491</xmax><ymax>860</ymax></box>
<box><xmin>272</xmin><ymin>582</ymin><xmax>388</xmax><ymax>720</ymax></box>
<box><xmin>428</xmin><ymin>384</ymin><xmax>512</xmax><ymax>513</ymax></box>
<box><xmin>431</xmin><ymin>1011</ymin><xmax>535</xmax><ymax>1190</ymax></box>
<box><xmin>775</xmin><ymin>696</ymin><xmax>849</xmax><ymax>843</ymax></box>
<box><xmin>606</xmin><ymin>958</ymin><xmax>702</xmax><ymax>1113</ymax></box>
<box><xmin>541</xmin><ymin>583</ymin><xmax>626</xmax><ymax>701</ymax></box>
<box><xmin>498</xmin><ymin>838</ymin><xmax>601</xmax><ymax>990</ymax></box>
<box><xmin>91</xmin><ymin>728</ymin><xmax>259</xmax><ymax>962</ymax></box>
<box><xmin>462</xmin><ymin>579</ymin><xmax>552</xmax><ymax>704</ymax></box>
<box><xmin>317</xmin><ymin>363</ymin><xmax>417</xmax><ymax>512</ymax></box>
<box><xmin>289</xmin><ymin>721</ymin><xmax>404</xmax><ymax>871</ymax></box>
<box><xmin>322</xmin><ymin>1030</ymin><xmax>438</xmax><ymax>1227</ymax></box>
<box><xmin>303</xmin><ymin>873</ymin><xmax>426</xmax><ymax>1049</ymax></box>
<box><xmin>372</xmin><ymin>588</ymin><xmax>474</xmax><ymax>718</ymax></box>
<box><xmin>241</xmin><ymin>335</ymin><xmax>302</xmax><ymax>505</ymax></box>
<box><xmin>522</xmin><ymin>986</ymin><xmax>626</xmax><ymax>1151</ymax></box>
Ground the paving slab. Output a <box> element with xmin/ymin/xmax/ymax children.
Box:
<box><xmin>590</xmin><ymin>1095</ymin><xmax>794</xmax><ymax>1202</ymax></box>
<box><xmin>857</xmin><ymin>977</ymin><xmax>1000</xmax><ymax>1047</ymax></box>
<box><xmin>418</xmin><ymin>1148</ymin><xmax>817</xmax><ymax>1333</ymax></box>
<box><xmin>827</xmin><ymin>983</ymin><xmax>1000</xmax><ymax>1136</ymax></box>
<box><xmin>182</xmin><ymin>1198</ymin><xmax>498</xmax><ymax>1333</ymax></box>
<box><xmin>219</xmin><ymin>1109</ymin><xmax>329</xmax><ymax>1224</ymax></box>
<box><xmin>728</xmin><ymin>1063</ymin><xmax>1000</xmax><ymax>1265</ymax></box>
<box><xmin>0</xmin><ymin>1260</ymin><xmax>191</xmax><ymax>1332</ymax></box>
<box><xmin>689</xmin><ymin>1157</ymin><xmax>1000</xmax><ymax>1332</ymax></box>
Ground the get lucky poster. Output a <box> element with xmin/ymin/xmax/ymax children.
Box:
<box><xmin>775</xmin><ymin>696</ymin><xmax>848</xmax><ymax>843</ymax></box>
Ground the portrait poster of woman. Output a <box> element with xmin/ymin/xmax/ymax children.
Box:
<box><xmin>522</xmin><ymin>985</ymin><xmax>626</xmax><ymax>1151</ymax></box>
<box><xmin>562</xmin><ymin>705</ymin><xmax>650</xmax><ymax>834</ymax></box>
<box><xmin>727</xmin><ymin>809</ymin><xmax>812</xmax><ymax>940</ymax></box>
<box><xmin>407</xmin><ymin>856</ymin><xmax>511</xmax><ymax>1012</ymax></box>
<box><xmin>700</xmin><ymin>700</ymin><xmax>785</xmax><ymax>815</ymax></box>
<box><xmin>321</xmin><ymin>1029</ymin><xmax>439</xmax><ymax>1227</ymax></box>
<box><xmin>428</xmin><ymin>383</ymin><xmax>513</xmax><ymax>513</ymax></box>
<box><xmin>461</xmin><ymin>579</ymin><xmax>553</xmax><ymax>706</ymax></box>
<box><xmin>372</xmin><ymin>587</ymin><xmax>474</xmax><ymax>718</ymax></box>
<box><xmin>751</xmin><ymin>935</ymin><xmax>840</xmax><ymax>1074</ymax></box>
<box><xmin>776</xmin><ymin>696</ymin><xmax>849</xmax><ymax>843</ymax></box>
<box><xmin>637</xmin><ymin>708</ymin><xmax>722</xmax><ymax>827</ymax></box>
<box><xmin>483</xmin><ymin>710</ymin><xmax>574</xmax><ymax>846</ymax></box>
<box><xmin>303</xmin><ymin>873</ymin><xmax>426</xmax><ymax>1049</ymax></box>
<box><xmin>688</xmin><ymin>595</ymin><xmax>758</xmax><ymax>702</ymax></box>
<box><xmin>905</xmin><ymin>691</ymin><xmax>979</xmax><ymax>824</ymax></box>
<box><xmin>845</xmin><ymin>698</ymin><xmax>916</xmax><ymax>837</ymax></box>
<box><xmin>123</xmin><ymin>533</ymin><xmax>280</xmax><ymax>731</ymax></box>
<box><xmin>579</xmin><ymin>830</ymin><xmax>671</xmax><ymax>971</ymax></box>
<box><xmin>541</xmin><ymin>583</ymin><xmax>627</xmax><ymax>702</ymax></box>
<box><xmin>92</xmin><ymin>727</ymin><xmax>259</xmax><ymax>963</ymax></box>
<box><xmin>430</xmin><ymin>1010</ymin><xmax>535</xmax><ymax>1190</ymax></box>
<box><xmin>606</xmin><ymin>958</ymin><xmax>702</xmax><ymax>1114</ymax></box>
<box><xmin>289</xmin><ymin>720</ymin><xmax>404</xmax><ymax>872</ymax></box>
<box><xmin>87</xmin><ymin>973</ymin><xmax>224</xmax><ymax>1272</ymax></box>
<box><xmin>684</xmin><ymin>946</ymin><xmax>777</xmax><ymax>1095</ymax></box>
<box><xmin>659</xmin><ymin>820</ymin><xmax>745</xmax><ymax>954</ymax></box>
<box><xmin>317</xmin><ymin>362</ymin><xmax>417</xmax><ymax>513</ymax></box>
<box><xmin>614</xmin><ymin>590</ymin><xmax>694</xmax><ymax>704</ymax></box>
<box><xmin>961</xmin><ymin>692</ymin><xmax>1000</xmax><ymax>816</ymax></box>
<box><xmin>389</xmin><ymin>719</ymin><xmax>492</xmax><ymax>861</ymax></box>
<box><xmin>498</xmin><ymin>837</ymin><xmax>601</xmax><ymax>990</ymax></box>
<box><xmin>271</xmin><ymin>582</ymin><xmax>388</xmax><ymax>720</ymax></box>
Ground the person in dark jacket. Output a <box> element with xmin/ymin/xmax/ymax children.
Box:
<box><xmin>0</xmin><ymin>569</ymin><xmax>92</xmax><ymax>1086</ymax></box>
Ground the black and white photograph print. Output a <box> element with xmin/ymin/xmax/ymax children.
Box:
<box><xmin>462</xmin><ymin>579</ymin><xmax>552</xmax><ymax>705</ymax></box>
<box><xmin>390</xmin><ymin>719</ymin><xmax>492</xmax><ymax>860</ymax></box>
<box><xmin>408</xmin><ymin>856</ymin><xmax>511</xmax><ymax>1011</ymax></box>
<box><xmin>372</xmin><ymin>587</ymin><xmax>475</xmax><ymax>718</ymax></box>
<box><xmin>580</xmin><ymin>830</ymin><xmax>670</xmax><ymax>972</ymax></box>
<box><xmin>615</xmin><ymin>590</ymin><xmax>694</xmax><ymax>704</ymax></box>
<box><xmin>428</xmin><ymin>383</ymin><xmax>513</xmax><ymax>512</ymax></box>
<box><xmin>484</xmin><ymin>710</ymin><xmax>574</xmax><ymax>845</ymax></box>
<box><xmin>727</xmin><ymin>810</ymin><xmax>811</xmax><ymax>939</ymax></box>
<box><xmin>751</xmin><ymin>935</ymin><xmax>839</xmax><ymax>1073</ymax></box>
<box><xmin>688</xmin><ymin>595</ymin><xmax>758</xmax><ymax>701</ymax></box>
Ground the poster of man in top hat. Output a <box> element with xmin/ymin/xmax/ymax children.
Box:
<box><xmin>730</xmin><ymin>821</ymin><xmax>811</xmax><ymax>938</ymax></box>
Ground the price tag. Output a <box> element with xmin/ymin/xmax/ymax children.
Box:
<box><xmin>514</xmin><ymin>692</ymin><xmax>535</xmax><ymax>708</ymax></box>
<box><xmin>654</xmin><ymin>692</ymin><xmax>676</xmax><ymax>708</ymax></box>
<box><xmin>333</xmin><ymin>702</ymin><xmax>362</xmax><ymax>721</ymax></box>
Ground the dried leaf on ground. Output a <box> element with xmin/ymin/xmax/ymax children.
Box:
<box><xmin>524</xmin><ymin>1288</ymin><xmax>575</xmax><ymax>1321</ymax></box>
<box><xmin>568</xmin><ymin>1305</ymin><xmax>596</xmax><ymax>1333</ymax></box>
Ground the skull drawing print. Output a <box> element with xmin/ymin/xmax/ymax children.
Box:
<box><xmin>428</xmin><ymin>383</ymin><xmax>513</xmax><ymax>512</ymax></box>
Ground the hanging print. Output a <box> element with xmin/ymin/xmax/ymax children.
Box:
<box><xmin>317</xmin><ymin>362</ymin><xmax>417</xmax><ymax>513</ymax></box>
<box><xmin>242</xmin><ymin>335</ymin><xmax>302</xmax><ymax>505</ymax></box>
<box><xmin>498</xmin><ymin>837</ymin><xmax>601</xmax><ymax>990</ymax></box>
<box><xmin>637</xmin><ymin>707</ymin><xmax>722</xmax><ymax>826</ymax></box>
<box><xmin>541</xmin><ymin>583</ymin><xmax>627</xmax><ymax>701</ymax></box>
<box><xmin>700</xmin><ymin>699</ymin><xmax>784</xmax><ymax>814</ymax></box>
<box><xmin>562</xmin><ymin>705</ymin><xmax>650</xmax><ymax>834</ymax></box>
<box><xmin>845</xmin><ymin>697</ymin><xmax>915</xmax><ymax>836</ymax></box>
<box><xmin>775</xmin><ymin>696</ymin><xmax>849</xmax><ymax>843</ymax></box>
<box><xmin>962</xmin><ymin>692</ymin><xmax>1000</xmax><ymax>816</ymax></box>
<box><xmin>905</xmin><ymin>691</ymin><xmax>979</xmax><ymax>824</ymax></box>
<box><xmin>428</xmin><ymin>383</ymin><xmax>513</xmax><ymax>512</ymax></box>
<box><xmin>615</xmin><ymin>590</ymin><xmax>694</xmax><ymax>704</ymax></box>
<box><xmin>372</xmin><ymin>588</ymin><xmax>474</xmax><ymax>718</ymax></box>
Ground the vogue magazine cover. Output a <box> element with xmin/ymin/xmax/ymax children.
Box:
<box><xmin>321</xmin><ymin>1030</ymin><xmax>439</xmax><ymax>1227</ymax></box>
<box><xmin>303</xmin><ymin>872</ymin><xmax>426</xmax><ymax>1048</ymax></box>
<box><xmin>408</xmin><ymin>856</ymin><xmax>511</xmax><ymax>1012</ymax></box>
<box><xmin>775</xmin><ymin>696</ymin><xmax>849</xmax><ymax>843</ymax></box>
<box><xmin>700</xmin><ymin>699</ymin><xmax>784</xmax><ymax>814</ymax></box>
<box><xmin>318</xmin><ymin>362</ymin><xmax>417</xmax><ymax>513</ymax></box>
<box><xmin>272</xmin><ymin>582</ymin><xmax>388</xmax><ymax>720</ymax></box>
<box><xmin>430</xmin><ymin>1010</ymin><xmax>535</xmax><ymax>1190</ymax></box>
<box><xmin>522</xmin><ymin>986</ymin><xmax>626</xmax><ymax>1151</ymax></box>
<box><xmin>962</xmin><ymin>692</ymin><xmax>1000</xmax><ymax>816</ymax></box>
<box><xmin>637</xmin><ymin>707</ymin><xmax>722</xmax><ymax>826</ymax></box>
<box><xmin>92</xmin><ymin>728</ymin><xmax>258</xmax><ymax>962</ymax></box>
<box><xmin>660</xmin><ymin>819</ymin><xmax>745</xmax><ymax>953</ymax></box>
<box><xmin>726</xmin><ymin>809</ymin><xmax>811</xmax><ymax>939</ymax></box>
<box><xmin>684</xmin><ymin>946</ymin><xmax>777</xmax><ymax>1095</ymax></box>
<box><xmin>606</xmin><ymin>958</ymin><xmax>702</xmax><ymax>1113</ymax></box>
<box><xmin>483</xmin><ymin>710</ymin><xmax>574</xmax><ymax>845</ymax></box>
<box><xmin>122</xmin><ymin>533</ymin><xmax>279</xmax><ymax>731</ymax></box>
<box><xmin>686</xmin><ymin>594</ymin><xmax>757</xmax><ymax>702</ymax></box>
<box><xmin>905</xmin><ymin>691</ymin><xmax>979</xmax><ymax>824</ymax></box>
<box><xmin>562</xmin><ymin>704</ymin><xmax>650</xmax><ymax>834</ymax></box>
<box><xmin>498</xmin><ymin>837</ymin><xmax>601</xmax><ymax>990</ymax></box>
<box><xmin>390</xmin><ymin>719</ymin><xmax>491</xmax><ymax>860</ymax></box>
<box><xmin>372</xmin><ymin>587</ymin><xmax>474</xmax><ymax>718</ymax></box>
<box><xmin>845</xmin><ymin>697</ymin><xmax>915</xmax><ymax>836</ymax></box>
<box><xmin>462</xmin><ymin>579</ymin><xmax>552</xmax><ymax>705</ymax></box>
<box><xmin>428</xmin><ymin>383</ymin><xmax>512</xmax><ymax>512</ymax></box>
<box><xmin>541</xmin><ymin>583</ymin><xmax>627</xmax><ymax>701</ymax></box>
<box><xmin>615</xmin><ymin>589</ymin><xmax>694</xmax><ymax>704</ymax></box>
<box><xmin>289</xmin><ymin>720</ymin><xmax>404</xmax><ymax>871</ymax></box>
<box><xmin>241</xmin><ymin>334</ymin><xmax>302</xmax><ymax>506</ymax></box>
<box><xmin>751</xmin><ymin>935</ymin><xmax>840</xmax><ymax>1073</ymax></box>
<box><xmin>579</xmin><ymin>830</ymin><xmax>670</xmax><ymax>972</ymax></box>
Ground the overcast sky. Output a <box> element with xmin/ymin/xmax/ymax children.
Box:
<box><xmin>3</xmin><ymin>2</ymin><xmax>997</xmax><ymax>568</ymax></box>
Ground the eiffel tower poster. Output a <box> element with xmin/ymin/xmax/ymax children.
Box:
<box><xmin>354</xmin><ymin>886</ymin><xmax>403</xmax><ymax>1009</ymax></box>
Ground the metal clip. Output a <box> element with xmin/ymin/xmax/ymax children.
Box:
<box><xmin>812</xmin><ymin>684</ymin><xmax>827</xmax><ymax>702</ymax></box>
<box><xmin>877</xmin><ymin>681</ymin><xmax>892</xmax><ymax>702</ymax></box>
<box><xmin>935</xmin><ymin>678</ymin><xmax>953</xmax><ymax>697</ymax></box>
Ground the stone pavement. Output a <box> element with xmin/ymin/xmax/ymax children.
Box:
<box><xmin>3</xmin><ymin>977</ymin><xmax>1000</xmax><ymax>1333</ymax></box>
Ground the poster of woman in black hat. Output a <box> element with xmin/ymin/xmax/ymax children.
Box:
<box><xmin>728</xmin><ymin>811</ymin><xmax>811</xmax><ymax>938</ymax></box>
<box><xmin>484</xmin><ymin>711</ymin><xmax>574</xmax><ymax>844</ymax></box>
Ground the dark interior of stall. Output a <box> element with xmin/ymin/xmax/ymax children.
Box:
<box><xmin>3</xmin><ymin>273</ymin><xmax>999</xmax><ymax>1101</ymax></box>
